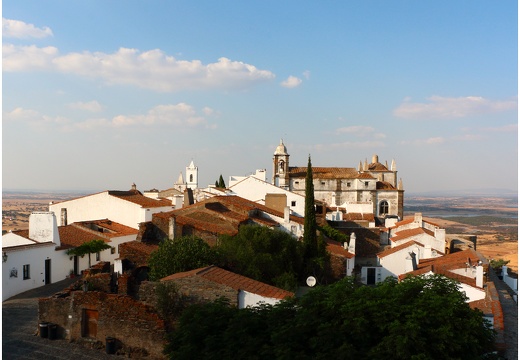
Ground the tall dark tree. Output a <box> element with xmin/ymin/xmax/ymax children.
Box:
<box><xmin>303</xmin><ymin>155</ymin><xmax>318</xmax><ymax>260</ymax></box>
<box><xmin>215</xmin><ymin>174</ymin><xmax>226</xmax><ymax>188</ymax></box>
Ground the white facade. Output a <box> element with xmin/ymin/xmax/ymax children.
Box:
<box><xmin>228</xmin><ymin>175</ymin><xmax>306</xmax><ymax>217</ymax></box>
<box><xmin>238</xmin><ymin>289</ymin><xmax>285</xmax><ymax>308</ymax></box>
<box><xmin>49</xmin><ymin>191</ymin><xmax>173</xmax><ymax>229</ymax></box>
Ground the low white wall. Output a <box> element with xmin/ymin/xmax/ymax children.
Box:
<box><xmin>238</xmin><ymin>290</ymin><xmax>283</xmax><ymax>309</ymax></box>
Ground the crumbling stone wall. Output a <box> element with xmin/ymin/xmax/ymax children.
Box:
<box><xmin>39</xmin><ymin>290</ymin><xmax>166</xmax><ymax>359</ymax></box>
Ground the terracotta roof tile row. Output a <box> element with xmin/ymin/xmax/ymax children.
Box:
<box><xmin>377</xmin><ymin>240</ymin><xmax>424</xmax><ymax>258</ymax></box>
<box><xmin>161</xmin><ymin>265</ymin><xmax>294</xmax><ymax>300</ymax></box>
<box><xmin>109</xmin><ymin>190</ymin><xmax>173</xmax><ymax>208</ymax></box>
<box><xmin>376</xmin><ymin>181</ymin><xmax>396</xmax><ymax>190</ymax></box>
<box><xmin>325</xmin><ymin>239</ymin><xmax>355</xmax><ymax>259</ymax></box>
<box><xmin>288</xmin><ymin>167</ymin><xmax>359</xmax><ymax>179</ymax></box>
<box><xmin>390</xmin><ymin>227</ymin><xmax>434</xmax><ymax>242</ymax></box>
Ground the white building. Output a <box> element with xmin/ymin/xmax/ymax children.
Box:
<box><xmin>49</xmin><ymin>184</ymin><xmax>174</xmax><ymax>230</ymax></box>
<box><xmin>228</xmin><ymin>173</ymin><xmax>306</xmax><ymax>217</ymax></box>
<box><xmin>2</xmin><ymin>212</ymin><xmax>138</xmax><ymax>301</ymax></box>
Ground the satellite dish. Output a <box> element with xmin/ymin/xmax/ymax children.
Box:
<box><xmin>306</xmin><ymin>276</ymin><xmax>316</xmax><ymax>287</ymax></box>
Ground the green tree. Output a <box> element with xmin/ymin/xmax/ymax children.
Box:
<box><xmin>215</xmin><ymin>174</ymin><xmax>226</xmax><ymax>188</ymax></box>
<box><xmin>65</xmin><ymin>239</ymin><xmax>111</xmax><ymax>268</ymax></box>
<box><xmin>215</xmin><ymin>224</ymin><xmax>303</xmax><ymax>291</ymax></box>
<box><xmin>165</xmin><ymin>275</ymin><xmax>497</xmax><ymax>360</ymax></box>
<box><xmin>148</xmin><ymin>236</ymin><xmax>214</xmax><ymax>281</ymax></box>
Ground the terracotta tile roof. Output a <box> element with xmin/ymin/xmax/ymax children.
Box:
<box><xmin>155</xmin><ymin>195</ymin><xmax>304</xmax><ymax>236</ymax></box>
<box><xmin>74</xmin><ymin>219</ymin><xmax>139</xmax><ymax>238</ymax></box>
<box><xmin>338</xmin><ymin>227</ymin><xmax>381</xmax><ymax>258</ymax></box>
<box><xmin>376</xmin><ymin>181</ymin><xmax>396</xmax><ymax>190</ymax></box>
<box><xmin>161</xmin><ymin>265</ymin><xmax>294</xmax><ymax>300</ymax></box>
<box><xmin>392</xmin><ymin>217</ymin><xmax>439</xmax><ymax>229</ymax></box>
<box><xmin>368</xmin><ymin>162</ymin><xmax>388</xmax><ymax>171</ymax></box>
<box><xmin>399</xmin><ymin>249</ymin><xmax>486</xmax><ymax>288</ymax></box>
<box><xmin>354</xmin><ymin>173</ymin><xmax>375</xmax><ymax>179</ymax></box>
<box><xmin>343</xmin><ymin>213</ymin><xmax>375</xmax><ymax>221</ymax></box>
<box><xmin>325</xmin><ymin>239</ymin><xmax>355</xmax><ymax>259</ymax></box>
<box><xmin>377</xmin><ymin>240</ymin><xmax>423</xmax><ymax>258</ymax></box>
<box><xmin>288</xmin><ymin>167</ymin><xmax>359</xmax><ymax>179</ymax></box>
<box><xmin>108</xmin><ymin>190</ymin><xmax>173</xmax><ymax>208</ymax></box>
<box><xmin>390</xmin><ymin>227</ymin><xmax>434</xmax><ymax>242</ymax></box>
<box><xmin>57</xmin><ymin>219</ymin><xmax>137</xmax><ymax>249</ymax></box>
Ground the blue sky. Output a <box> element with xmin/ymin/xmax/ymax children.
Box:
<box><xmin>2</xmin><ymin>1</ymin><xmax>518</xmax><ymax>194</ymax></box>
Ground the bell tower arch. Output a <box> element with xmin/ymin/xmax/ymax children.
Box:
<box><xmin>272</xmin><ymin>139</ymin><xmax>290</xmax><ymax>189</ymax></box>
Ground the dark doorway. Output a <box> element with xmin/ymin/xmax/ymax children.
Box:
<box><xmin>74</xmin><ymin>256</ymin><xmax>79</xmax><ymax>275</ymax></box>
<box><xmin>367</xmin><ymin>268</ymin><xmax>376</xmax><ymax>285</ymax></box>
<box><xmin>44</xmin><ymin>259</ymin><xmax>51</xmax><ymax>285</ymax></box>
<box><xmin>82</xmin><ymin>309</ymin><xmax>99</xmax><ymax>338</ymax></box>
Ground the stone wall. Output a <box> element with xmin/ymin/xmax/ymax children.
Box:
<box><xmin>329</xmin><ymin>254</ymin><xmax>346</xmax><ymax>280</ymax></box>
<box><xmin>39</xmin><ymin>290</ymin><xmax>166</xmax><ymax>359</ymax></box>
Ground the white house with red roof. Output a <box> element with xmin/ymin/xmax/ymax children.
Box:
<box><xmin>49</xmin><ymin>184</ymin><xmax>174</xmax><ymax>230</ymax></box>
<box><xmin>161</xmin><ymin>265</ymin><xmax>294</xmax><ymax>308</ymax></box>
<box><xmin>2</xmin><ymin>212</ymin><xmax>138</xmax><ymax>301</ymax></box>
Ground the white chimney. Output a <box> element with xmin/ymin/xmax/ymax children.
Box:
<box><xmin>414</xmin><ymin>213</ymin><xmax>422</xmax><ymax>225</ymax></box>
<box><xmin>29</xmin><ymin>212</ymin><xmax>60</xmax><ymax>246</ymax></box>
<box><xmin>348</xmin><ymin>232</ymin><xmax>356</xmax><ymax>254</ymax></box>
<box><xmin>476</xmin><ymin>265</ymin><xmax>484</xmax><ymax>288</ymax></box>
<box><xmin>284</xmin><ymin>206</ymin><xmax>290</xmax><ymax>224</ymax></box>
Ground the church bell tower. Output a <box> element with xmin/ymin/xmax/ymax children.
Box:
<box><xmin>272</xmin><ymin>139</ymin><xmax>290</xmax><ymax>189</ymax></box>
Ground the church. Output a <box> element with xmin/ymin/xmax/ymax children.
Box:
<box><xmin>272</xmin><ymin>140</ymin><xmax>404</xmax><ymax>219</ymax></box>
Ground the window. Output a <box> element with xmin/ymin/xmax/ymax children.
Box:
<box><xmin>365</xmin><ymin>181</ymin><xmax>369</xmax><ymax>187</ymax></box>
<box><xmin>379</xmin><ymin>201</ymin><xmax>389</xmax><ymax>216</ymax></box>
<box><xmin>291</xmin><ymin>201</ymin><xmax>296</xmax><ymax>207</ymax></box>
<box><xmin>111</xmin><ymin>247</ymin><xmax>116</xmax><ymax>255</ymax></box>
<box><xmin>347</xmin><ymin>182</ymin><xmax>351</xmax><ymax>187</ymax></box>
<box><xmin>96</xmin><ymin>252</ymin><xmax>100</xmax><ymax>261</ymax></box>
<box><xmin>23</xmin><ymin>264</ymin><xmax>30</xmax><ymax>280</ymax></box>
<box><xmin>190</xmin><ymin>174</ymin><xmax>193</xmax><ymax>182</ymax></box>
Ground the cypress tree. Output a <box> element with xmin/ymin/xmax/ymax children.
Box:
<box><xmin>303</xmin><ymin>155</ymin><xmax>317</xmax><ymax>259</ymax></box>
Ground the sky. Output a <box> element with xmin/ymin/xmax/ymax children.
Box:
<box><xmin>2</xmin><ymin>1</ymin><xmax>518</xmax><ymax>194</ymax></box>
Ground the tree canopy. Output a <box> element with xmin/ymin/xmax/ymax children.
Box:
<box><xmin>214</xmin><ymin>224</ymin><xmax>304</xmax><ymax>291</ymax></box>
<box><xmin>65</xmin><ymin>239</ymin><xmax>111</xmax><ymax>268</ymax></box>
<box><xmin>148</xmin><ymin>236</ymin><xmax>214</xmax><ymax>281</ymax></box>
<box><xmin>165</xmin><ymin>275</ymin><xmax>497</xmax><ymax>360</ymax></box>
<box><xmin>215</xmin><ymin>174</ymin><xmax>226</xmax><ymax>188</ymax></box>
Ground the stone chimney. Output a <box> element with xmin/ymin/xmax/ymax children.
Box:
<box><xmin>414</xmin><ymin>213</ymin><xmax>423</xmax><ymax>224</ymax></box>
<box><xmin>60</xmin><ymin>208</ymin><xmax>67</xmax><ymax>226</ymax></box>
<box><xmin>131</xmin><ymin>183</ymin><xmax>137</xmax><ymax>191</ymax></box>
<box><xmin>348</xmin><ymin>232</ymin><xmax>356</xmax><ymax>254</ymax></box>
<box><xmin>372</xmin><ymin>154</ymin><xmax>378</xmax><ymax>163</ymax></box>
<box><xmin>29</xmin><ymin>212</ymin><xmax>60</xmax><ymax>246</ymax></box>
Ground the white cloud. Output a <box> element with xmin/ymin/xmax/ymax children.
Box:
<box><xmin>393</xmin><ymin>96</ymin><xmax>517</xmax><ymax>119</ymax></box>
<box><xmin>2</xmin><ymin>18</ymin><xmax>53</xmax><ymax>39</ymax></box>
<box><xmin>280</xmin><ymin>75</ymin><xmax>302</xmax><ymax>88</ymax></box>
<box><xmin>400</xmin><ymin>137</ymin><xmax>445</xmax><ymax>145</ymax></box>
<box><xmin>3</xmin><ymin>107</ymin><xmax>40</xmax><ymax>121</ymax></box>
<box><xmin>68</xmin><ymin>101</ymin><xmax>104</xmax><ymax>113</ymax></box>
<box><xmin>336</xmin><ymin>126</ymin><xmax>375</xmax><ymax>136</ymax></box>
<box><xmin>482</xmin><ymin>124</ymin><xmax>518</xmax><ymax>132</ymax></box>
<box><xmin>3</xmin><ymin>44</ymin><xmax>58</xmax><ymax>71</ymax></box>
<box><xmin>315</xmin><ymin>140</ymin><xmax>385</xmax><ymax>150</ymax></box>
<box><xmin>3</xmin><ymin>45</ymin><xmax>275</xmax><ymax>92</ymax></box>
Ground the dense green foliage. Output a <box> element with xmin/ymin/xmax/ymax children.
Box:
<box><xmin>215</xmin><ymin>224</ymin><xmax>304</xmax><ymax>290</ymax></box>
<box><xmin>319</xmin><ymin>223</ymin><xmax>349</xmax><ymax>243</ymax></box>
<box><xmin>65</xmin><ymin>239</ymin><xmax>111</xmax><ymax>268</ymax></box>
<box><xmin>489</xmin><ymin>258</ymin><xmax>510</xmax><ymax>270</ymax></box>
<box><xmin>165</xmin><ymin>275</ymin><xmax>497</xmax><ymax>360</ymax></box>
<box><xmin>148</xmin><ymin>236</ymin><xmax>214</xmax><ymax>281</ymax></box>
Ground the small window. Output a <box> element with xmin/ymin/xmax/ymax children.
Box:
<box><xmin>111</xmin><ymin>247</ymin><xmax>116</xmax><ymax>255</ymax></box>
<box><xmin>291</xmin><ymin>201</ymin><xmax>296</xmax><ymax>207</ymax></box>
<box><xmin>295</xmin><ymin>181</ymin><xmax>299</xmax><ymax>185</ymax></box>
<box><xmin>96</xmin><ymin>252</ymin><xmax>100</xmax><ymax>261</ymax></box>
<box><xmin>321</xmin><ymin>181</ymin><xmax>326</xmax><ymax>185</ymax></box>
<box><xmin>23</xmin><ymin>264</ymin><xmax>30</xmax><ymax>280</ymax></box>
<box><xmin>365</xmin><ymin>181</ymin><xmax>369</xmax><ymax>187</ymax></box>
<box><xmin>347</xmin><ymin>182</ymin><xmax>351</xmax><ymax>187</ymax></box>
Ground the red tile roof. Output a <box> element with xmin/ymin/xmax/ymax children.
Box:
<box><xmin>108</xmin><ymin>190</ymin><xmax>173</xmax><ymax>208</ymax></box>
<box><xmin>161</xmin><ymin>265</ymin><xmax>294</xmax><ymax>299</ymax></box>
<box><xmin>376</xmin><ymin>181</ymin><xmax>396</xmax><ymax>190</ymax></box>
<box><xmin>368</xmin><ymin>162</ymin><xmax>388</xmax><ymax>171</ymax></box>
<box><xmin>343</xmin><ymin>213</ymin><xmax>375</xmax><ymax>221</ymax></box>
<box><xmin>390</xmin><ymin>227</ymin><xmax>434</xmax><ymax>242</ymax></box>
<box><xmin>354</xmin><ymin>173</ymin><xmax>375</xmax><ymax>179</ymax></box>
<box><xmin>57</xmin><ymin>220</ymin><xmax>138</xmax><ymax>249</ymax></box>
<box><xmin>325</xmin><ymin>239</ymin><xmax>355</xmax><ymax>259</ymax></box>
<box><xmin>377</xmin><ymin>240</ymin><xmax>424</xmax><ymax>258</ymax></box>
<box><xmin>288</xmin><ymin>167</ymin><xmax>359</xmax><ymax>179</ymax></box>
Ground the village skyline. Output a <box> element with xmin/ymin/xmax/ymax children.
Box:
<box><xmin>3</xmin><ymin>1</ymin><xmax>517</xmax><ymax>193</ymax></box>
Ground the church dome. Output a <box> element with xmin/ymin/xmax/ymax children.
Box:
<box><xmin>274</xmin><ymin>139</ymin><xmax>288</xmax><ymax>155</ymax></box>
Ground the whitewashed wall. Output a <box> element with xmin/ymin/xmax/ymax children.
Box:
<box><xmin>50</xmin><ymin>192</ymin><xmax>173</xmax><ymax>229</ymax></box>
<box><xmin>238</xmin><ymin>290</ymin><xmax>284</xmax><ymax>309</ymax></box>
<box><xmin>229</xmin><ymin>176</ymin><xmax>306</xmax><ymax>217</ymax></box>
